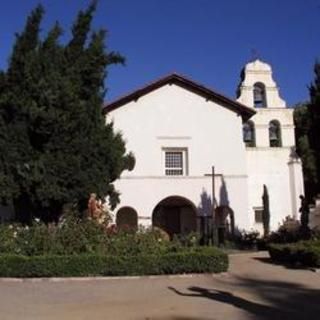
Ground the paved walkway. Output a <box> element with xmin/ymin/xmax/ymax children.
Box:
<box><xmin>0</xmin><ymin>252</ymin><xmax>320</xmax><ymax>320</ymax></box>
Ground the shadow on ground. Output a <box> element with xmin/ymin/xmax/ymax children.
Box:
<box><xmin>253</xmin><ymin>256</ymin><xmax>312</xmax><ymax>270</ymax></box>
<box><xmin>168</xmin><ymin>276</ymin><xmax>320</xmax><ymax>320</ymax></box>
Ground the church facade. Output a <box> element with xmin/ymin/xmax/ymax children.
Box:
<box><xmin>105</xmin><ymin>59</ymin><xmax>304</xmax><ymax>236</ymax></box>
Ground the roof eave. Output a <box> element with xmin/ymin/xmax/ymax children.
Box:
<box><xmin>103</xmin><ymin>73</ymin><xmax>256</xmax><ymax>121</ymax></box>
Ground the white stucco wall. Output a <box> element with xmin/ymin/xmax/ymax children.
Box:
<box><xmin>246</xmin><ymin>148</ymin><xmax>303</xmax><ymax>232</ymax></box>
<box><xmin>114</xmin><ymin>175</ymin><xmax>250</xmax><ymax>230</ymax></box>
<box><xmin>109</xmin><ymin>84</ymin><xmax>247</xmax><ymax>176</ymax></box>
<box><xmin>108</xmin><ymin>83</ymin><xmax>250</xmax><ymax>230</ymax></box>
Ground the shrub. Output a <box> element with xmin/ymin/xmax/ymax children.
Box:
<box><xmin>0</xmin><ymin>217</ymin><xmax>110</xmax><ymax>256</ymax></box>
<box><xmin>0</xmin><ymin>247</ymin><xmax>228</xmax><ymax>277</ymax></box>
<box><xmin>0</xmin><ymin>218</ymin><xmax>229</xmax><ymax>277</ymax></box>
<box><xmin>231</xmin><ymin>230</ymin><xmax>260</xmax><ymax>250</ymax></box>
<box><xmin>0</xmin><ymin>224</ymin><xmax>18</xmax><ymax>254</ymax></box>
<box><xmin>267</xmin><ymin>216</ymin><xmax>305</xmax><ymax>244</ymax></box>
<box><xmin>104</xmin><ymin>227</ymin><xmax>171</xmax><ymax>256</ymax></box>
<box><xmin>268</xmin><ymin>240</ymin><xmax>320</xmax><ymax>267</ymax></box>
<box><xmin>0</xmin><ymin>218</ymin><xmax>210</xmax><ymax>258</ymax></box>
<box><xmin>172</xmin><ymin>232</ymin><xmax>201</xmax><ymax>248</ymax></box>
<box><xmin>311</xmin><ymin>229</ymin><xmax>320</xmax><ymax>241</ymax></box>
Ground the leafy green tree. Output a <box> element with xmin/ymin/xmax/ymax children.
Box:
<box><xmin>294</xmin><ymin>103</ymin><xmax>317</xmax><ymax>201</ymax></box>
<box><xmin>308</xmin><ymin>62</ymin><xmax>320</xmax><ymax>195</ymax></box>
<box><xmin>0</xmin><ymin>3</ymin><xmax>134</xmax><ymax>223</ymax></box>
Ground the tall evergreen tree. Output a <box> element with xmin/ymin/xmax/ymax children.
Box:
<box><xmin>0</xmin><ymin>3</ymin><xmax>134</xmax><ymax>223</ymax></box>
<box><xmin>294</xmin><ymin>103</ymin><xmax>317</xmax><ymax>201</ymax></box>
<box><xmin>262</xmin><ymin>185</ymin><xmax>270</xmax><ymax>237</ymax></box>
<box><xmin>308</xmin><ymin>62</ymin><xmax>320</xmax><ymax>196</ymax></box>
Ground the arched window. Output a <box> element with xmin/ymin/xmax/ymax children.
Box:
<box><xmin>243</xmin><ymin>121</ymin><xmax>255</xmax><ymax>147</ymax></box>
<box><xmin>269</xmin><ymin>120</ymin><xmax>282</xmax><ymax>147</ymax></box>
<box><xmin>253</xmin><ymin>83</ymin><xmax>267</xmax><ymax>108</ymax></box>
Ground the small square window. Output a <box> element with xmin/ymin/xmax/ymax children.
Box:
<box><xmin>163</xmin><ymin>149</ymin><xmax>187</xmax><ymax>176</ymax></box>
<box><xmin>254</xmin><ymin>208</ymin><xmax>263</xmax><ymax>223</ymax></box>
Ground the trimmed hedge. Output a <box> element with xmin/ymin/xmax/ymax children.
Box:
<box><xmin>268</xmin><ymin>241</ymin><xmax>320</xmax><ymax>267</ymax></box>
<box><xmin>0</xmin><ymin>247</ymin><xmax>228</xmax><ymax>277</ymax></box>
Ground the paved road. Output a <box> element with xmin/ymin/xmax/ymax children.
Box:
<box><xmin>0</xmin><ymin>252</ymin><xmax>320</xmax><ymax>320</ymax></box>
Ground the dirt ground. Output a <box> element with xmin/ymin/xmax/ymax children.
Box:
<box><xmin>0</xmin><ymin>251</ymin><xmax>319</xmax><ymax>320</ymax></box>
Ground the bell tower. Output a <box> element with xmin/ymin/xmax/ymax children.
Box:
<box><xmin>237</xmin><ymin>59</ymin><xmax>293</xmax><ymax>148</ymax></box>
<box><xmin>237</xmin><ymin>59</ymin><xmax>304</xmax><ymax>230</ymax></box>
<box><xmin>237</xmin><ymin>59</ymin><xmax>286</xmax><ymax>109</ymax></box>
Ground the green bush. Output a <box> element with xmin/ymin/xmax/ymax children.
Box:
<box><xmin>268</xmin><ymin>240</ymin><xmax>320</xmax><ymax>267</ymax></box>
<box><xmin>0</xmin><ymin>220</ymin><xmax>228</xmax><ymax>277</ymax></box>
<box><xmin>235</xmin><ymin>230</ymin><xmax>260</xmax><ymax>249</ymax></box>
<box><xmin>267</xmin><ymin>216</ymin><xmax>310</xmax><ymax>244</ymax></box>
<box><xmin>223</xmin><ymin>230</ymin><xmax>260</xmax><ymax>250</ymax></box>
<box><xmin>0</xmin><ymin>218</ymin><xmax>109</xmax><ymax>255</ymax></box>
<box><xmin>0</xmin><ymin>219</ymin><xmax>175</xmax><ymax>256</ymax></box>
<box><xmin>0</xmin><ymin>247</ymin><xmax>228</xmax><ymax>277</ymax></box>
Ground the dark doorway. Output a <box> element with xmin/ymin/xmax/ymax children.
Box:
<box><xmin>116</xmin><ymin>207</ymin><xmax>138</xmax><ymax>231</ymax></box>
<box><xmin>215</xmin><ymin>206</ymin><xmax>235</xmax><ymax>244</ymax></box>
<box><xmin>152</xmin><ymin>196</ymin><xmax>197</xmax><ymax>238</ymax></box>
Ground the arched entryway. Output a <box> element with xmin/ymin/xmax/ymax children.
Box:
<box><xmin>215</xmin><ymin>206</ymin><xmax>235</xmax><ymax>244</ymax></box>
<box><xmin>116</xmin><ymin>207</ymin><xmax>138</xmax><ymax>231</ymax></box>
<box><xmin>152</xmin><ymin>196</ymin><xmax>197</xmax><ymax>238</ymax></box>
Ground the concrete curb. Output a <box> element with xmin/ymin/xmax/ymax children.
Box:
<box><xmin>0</xmin><ymin>272</ymin><xmax>228</xmax><ymax>283</ymax></box>
<box><xmin>228</xmin><ymin>251</ymin><xmax>268</xmax><ymax>256</ymax></box>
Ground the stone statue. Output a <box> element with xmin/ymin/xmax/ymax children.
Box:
<box><xmin>299</xmin><ymin>195</ymin><xmax>309</xmax><ymax>230</ymax></box>
<box><xmin>88</xmin><ymin>193</ymin><xmax>103</xmax><ymax>221</ymax></box>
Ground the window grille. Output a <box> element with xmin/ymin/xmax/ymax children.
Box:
<box><xmin>164</xmin><ymin>150</ymin><xmax>186</xmax><ymax>176</ymax></box>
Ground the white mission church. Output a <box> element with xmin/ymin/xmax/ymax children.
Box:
<box><xmin>105</xmin><ymin>59</ymin><xmax>304</xmax><ymax>236</ymax></box>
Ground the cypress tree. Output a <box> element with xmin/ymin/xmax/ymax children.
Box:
<box><xmin>262</xmin><ymin>185</ymin><xmax>270</xmax><ymax>237</ymax></box>
<box><xmin>0</xmin><ymin>3</ymin><xmax>134</xmax><ymax>223</ymax></box>
<box><xmin>0</xmin><ymin>5</ymin><xmax>44</xmax><ymax>222</ymax></box>
<box><xmin>308</xmin><ymin>62</ymin><xmax>320</xmax><ymax>196</ymax></box>
<box><xmin>294</xmin><ymin>103</ymin><xmax>317</xmax><ymax>201</ymax></box>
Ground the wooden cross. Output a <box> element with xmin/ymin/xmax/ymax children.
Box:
<box><xmin>204</xmin><ymin>166</ymin><xmax>223</xmax><ymax>245</ymax></box>
<box><xmin>251</xmin><ymin>48</ymin><xmax>260</xmax><ymax>61</ymax></box>
<box><xmin>204</xmin><ymin>166</ymin><xmax>223</xmax><ymax>214</ymax></box>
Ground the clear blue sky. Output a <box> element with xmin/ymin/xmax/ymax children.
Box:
<box><xmin>1</xmin><ymin>0</ymin><xmax>320</xmax><ymax>106</ymax></box>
